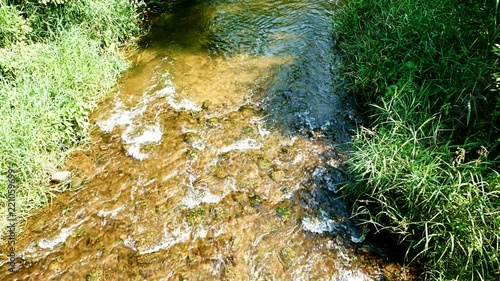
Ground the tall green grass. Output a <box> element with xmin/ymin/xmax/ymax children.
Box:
<box><xmin>334</xmin><ymin>0</ymin><xmax>500</xmax><ymax>279</ymax></box>
<box><xmin>347</xmin><ymin>94</ymin><xmax>500</xmax><ymax>279</ymax></box>
<box><xmin>0</xmin><ymin>0</ymin><xmax>143</xmax><ymax>233</ymax></box>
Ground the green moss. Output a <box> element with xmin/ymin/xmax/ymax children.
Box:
<box><xmin>242</xmin><ymin>126</ymin><xmax>254</xmax><ymax>134</ymax></box>
<box><xmin>186</xmin><ymin>207</ymin><xmax>206</xmax><ymax>224</ymax></box>
<box><xmin>275</xmin><ymin>207</ymin><xmax>291</xmax><ymax>220</ymax></box>
<box><xmin>249</xmin><ymin>195</ymin><xmax>262</xmax><ymax>208</ymax></box>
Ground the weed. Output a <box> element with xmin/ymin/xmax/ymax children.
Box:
<box><xmin>334</xmin><ymin>0</ymin><xmax>500</xmax><ymax>279</ymax></box>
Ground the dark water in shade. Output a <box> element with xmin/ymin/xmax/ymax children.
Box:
<box><xmin>0</xmin><ymin>0</ymin><xmax>413</xmax><ymax>280</ymax></box>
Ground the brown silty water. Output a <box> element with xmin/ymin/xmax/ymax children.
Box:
<box><xmin>1</xmin><ymin>0</ymin><xmax>415</xmax><ymax>280</ymax></box>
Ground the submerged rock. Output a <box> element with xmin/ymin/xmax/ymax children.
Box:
<box><xmin>206</xmin><ymin>117</ymin><xmax>219</xmax><ymax>127</ymax></box>
<box><xmin>201</xmin><ymin>100</ymin><xmax>213</xmax><ymax>111</ymax></box>
<box><xmin>85</xmin><ymin>268</ymin><xmax>104</xmax><ymax>281</ymax></box>
<box><xmin>269</xmin><ymin>170</ymin><xmax>286</xmax><ymax>182</ymax></box>
<box><xmin>183</xmin><ymin>132</ymin><xmax>201</xmax><ymax>144</ymax></box>
<box><xmin>279</xmin><ymin>247</ymin><xmax>296</xmax><ymax>269</ymax></box>
<box><xmin>257</xmin><ymin>157</ymin><xmax>272</xmax><ymax>170</ymax></box>
<box><xmin>249</xmin><ymin>195</ymin><xmax>262</xmax><ymax>208</ymax></box>
<box><xmin>186</xmin><ymin>149</ymin><xmax>199</xmax><ymax>160</ymax></box>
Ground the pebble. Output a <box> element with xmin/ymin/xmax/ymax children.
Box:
<box><xmin>51</xmin><ymin>171</ymin><xmax>71</xmax><ymax>183</ymax></box>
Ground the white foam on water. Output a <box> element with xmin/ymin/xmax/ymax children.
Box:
<box><xmin>138</xmin><ymin>221</ymin><xmax>191</xmax><ymax>255</ymax></box>
<box><xmin>289</xmin><ymin>253</ymin><xmax>320</xmax><ymax>281</ymax></box>
<box><xmin>98</xmin><ymin>69</ymin><xmax>178</xmax><ymax>134</ymax></box>
<box><xmin>155</xmin><ymin>75</ymin><xmax>201</xmax><ymax>111</ymax></box>
<box><xmin>350</xmin><ymin>235</ymin><xmax>364</xmax><ymax>244</ymax></box>
<box><xmin>167</xmin><ymin>96</ymin><xmax>201</xmax><ymax>111</ymax></box>
<box><xmin>163</xmin><ymin>170</ymin><xmax>180</xmax><ymax>182</ymax></box>
<box><xmin>289</xmin><ymin>251</ymin><xmax>374</xmax><ymax>281</ymax></box>
<box><xmin>282</xmin><ymin>188</ymin><xmax>294</xmax><ymax>199</ymax></box>
<box><xmin>121</xmin><ymin>123</ymin><xmax>163</xmax><ymax>160</ymax></box>
<box><xmin>212</xmin><ymin>225</ymin><xmax>227</xmax><ymax>238</ymax></box>
<box><xmin>180</xmin><ymin>126</ymin><xmax>198</xmax><ymax>134</ymax></box>
<box><xmin>321</xmin><ymin>121</ymin><xmax>332</xmax><ymax>131</ymax></box>
<box><xmin>283</xmin><ymin>136</ymin><xmax>298</xmax><ymax>146</ymax></box>
<box><xmin>97</xmin><ymin>206</ymin><xmax>124</xmax><ymax>219</ymax></box>
<box><xmin>180</xmin><ymin>128</ymin><xmax>205</xmax><ymax>150</ymax></box>
<box><xmin>182</xmin><ymin>177</ymin><xmax>236</xmax><ymax>208</ymax></box>
<box><xmin>126</xmin><ymin>145</ymin><xmax>149</xmax><ymax>161</ymax></box>
<box><xmin>292</xmin><ymin>152</ymin><xmax>304</xmax><ymax>165</ymax></box>
<box><xmin>123</xmin><ymin>237</ymin><xmax>137</xmax><ymax>251</ymax></box>
<box><xmin>183</xmin><ymin>190</ymin><xmax>222</xmax><ymax>208</ymax></box>
<box><xmin>122</xmin><ymin>123</ymin><xmax>163</xmax><ymax>145</ymax></box>
<box><xmin>191</xmin><ymin>139</ymin><xmax>206</xmax><ymax>150</ymax></box>
<box><xmin>97</xmin><ymin>101</ymin><xmax>148</xmax><ymax>133</ymax></box>
<box><xmin>252</xmin><ymin>232</ymin><xmax>270</xmax><ymax>247</ymax></box>
<box><xmin>312</xmin><ymin>166</ymin><xmax>338</xmax><ymax>192</ymax></box>
<box><xmin>218</xmin><ymin>138</ymin><xmax>263</xmax><ymax>154</ymax></box>
<box><xmin>301</xmin><ymin>216</ymin><xmax>341</xmax><ymax>234</ymax></box>
<box><xmin>130</xmin><ymin>182</ymin><xmax>139</xmax><ymax>201</ymax></box>
<box><xmin>192</xmin><ymin>226</ymin><xmax>208</xmax><ymax>240</ymax></box>
<box><xmin>75</xmin><ymin>208</ymin><xmax>85</xmax><ymax>218</ymax></box>
<box><xmin>155</xmin><ymin>84</ymin><xmax>176</xmax><ymax>97</ymax></box>
<box><xmin>334</xmin><ymin>270</ymin><xmax>372</xmax><ymax>281</ymax></box>
<box><xmin>211</xmin><ymin>253</ymin><xmax>225</xmax><ymax>276</ymax></box>
<box><xmin>155</xmin><ymin>80</ymin><xmax>201</xmax><ymax>111</ymax></box>
<box><xmin>98</xmin><ymin>71</ymin><xmax>183</xmax><ymax>159</ymax></box>
<box><xmin>208</xmin><ymin>157</ymin><xmax>219</xmax><ymax>167</ymax></box>
<box><xmin>159</xmin><ymin>273</ymin><xmax>175</xmax><ymax>281</ymax></box>
<box><xmin>38</xmin><ymin>219</ymin><xmax>88</xmax><ymax>249</ymax></box>
<box><xmin>21</xmin><ymin>243</ymin><xmax>37</xmax><ymax>256</ymax></box>
<box><xmin>250</xmin><ymin>117</ymin><xmax>270</xmax><ymax>137</ymax></box>
<box><xmin>98</xmin><ymin>69</ymin><xmax>174</xmax><ymax>131</ymax></box>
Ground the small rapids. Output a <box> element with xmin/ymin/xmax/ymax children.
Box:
<box><xmin>1</xmin><ymin>0</ymin><xmax>413</xmax><ymax>280</ymax></box>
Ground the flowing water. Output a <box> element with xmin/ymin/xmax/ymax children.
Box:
<box><xmin>1</xmin><ymin>0</ymin><xmax>414</xmax><ymax>280</ymax></box>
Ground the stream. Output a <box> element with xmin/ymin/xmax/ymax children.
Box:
<box><xmin>1</xmin><ymin>0</ymin><xmax>412</xmax><ymax>280</ymax></box>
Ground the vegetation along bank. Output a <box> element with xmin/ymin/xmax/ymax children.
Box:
<box><xmin>334</xmin><ymin>0</ymin><xmax>500</xmax><ymax>279</ymax></box>
<box><xmin>0</xmin><ymin>0</ymin><xmax>144</xmax><ymax>231</ymax></box>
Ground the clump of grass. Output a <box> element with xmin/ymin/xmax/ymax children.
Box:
<box><xmin>346</xmin><ymin>95</ymin><xmax>500</xmax><ymax>280</ymax></box>
<box><xmin>0</xmin><ymin>0</ymin><xmax>143</xmax><ymax>233</ymax></box>
<box><xmin>13</xmin><ymin>0</ymin><xmax>144</xmax><ymax>46</ymax></box>
<box><xmin>334</xmin><ymin>0</ymin><xmax>500</xmax><ymax>279</ymax></box>
<box><xmin>334</xmin><ymin>0</ymin><xmax>496</xmax><ymax>129</ymax></box>
<box><xmin>0</xmin><ymin>1</ymin><xmax>31</xmax><ymax>47</ymax></box>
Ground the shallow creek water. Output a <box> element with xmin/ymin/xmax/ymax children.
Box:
<box><xmin>1</xmin><ymin>0</ymin><xmax>413</xmax><ymax>280</ymax></box>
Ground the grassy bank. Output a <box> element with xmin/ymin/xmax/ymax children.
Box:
<box><xmin>0</xmin><ymin>0</ymin><xmax>144</xmax><ymax>232</ymax></box>
<box><xmin>334</xmin><ymin>0</ymin><xmax>500</xmax><ymax>279</ymax></box>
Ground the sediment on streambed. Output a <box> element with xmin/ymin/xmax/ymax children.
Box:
<box><xmin>2</xmin><ymin>0</ymin><xmax>419</xmax><ymax>279</ymax></box>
